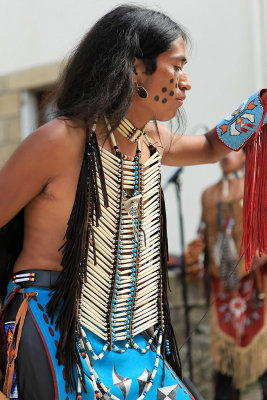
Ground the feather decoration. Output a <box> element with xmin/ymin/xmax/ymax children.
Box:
<box><xmin>160</xmin><ymin>186</ymin><xmax>182</xmax><ymax>380</ymax></box>
<box><xmin>147</xmin><ymin>138</ymin><xmax>182</xmax><ymax>381</ymax></box>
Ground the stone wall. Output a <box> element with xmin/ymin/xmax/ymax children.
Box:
<box><xmin>0</xmin><ymin>62</ymin><xmax>60</xmax><ymax>167</ymax></box>
<box><xmin>0</xmin><ymin>78</ymin><xmax>21</xmax><ymax>166</ymax></box>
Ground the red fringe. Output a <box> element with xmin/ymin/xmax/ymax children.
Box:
<box><xmin>241</xmin><ymin>95</ymin><xmax>267</xmax><ymax>272</ymax></box>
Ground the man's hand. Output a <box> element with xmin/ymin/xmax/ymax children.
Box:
<box><xmin>184</xmin><ymin>239</ymin><xmax>205</xmax><ymax>281</ymax></box>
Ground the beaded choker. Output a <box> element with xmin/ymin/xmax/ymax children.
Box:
<box><xmin>117</xmin><ymin>117</ymin><xmax>147</xmax><ymax>142</ymax></box>
<box><xmin>222</xmin><ymin>168</ymin><xmax>244</xmax><ymax>197</ymax></box>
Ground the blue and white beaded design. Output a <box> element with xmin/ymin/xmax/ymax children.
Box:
<box><xmin>165</xmin><ymin>339</ymin><xmax>171</xmax><ymax>355</ymax></box>
<box><xmin>216</xmin><ymin>91</ymin><xmax>267</xmax><ymax>150</ymax></box>
<box><xmin>137</xmin><ymin>330</ymin><xmax>163</xmax><ymax>400</ymax></box>
<box><xmin>76</xmin><ymin>328</ymin><xmax>164</xmax><ymax>400</ymax></box>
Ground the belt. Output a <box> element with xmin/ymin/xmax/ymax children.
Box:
<box><xmin>12</xmin><ymin>269</ymin><xmax>61</xmax><ymax>289</ymax></box>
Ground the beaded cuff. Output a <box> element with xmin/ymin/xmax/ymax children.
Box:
<box><xmin>216</xmin><ymin>90</ymin><xmax>267</xmax><ymax>150</ymax></box>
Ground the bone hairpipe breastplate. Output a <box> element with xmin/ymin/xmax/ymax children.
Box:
<box><xmin>80</xmin><ymin>143</ymin><xmax>162</xmax><ymax>345</ymax></box>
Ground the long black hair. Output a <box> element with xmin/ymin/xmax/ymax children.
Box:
<box><xmin>52</xmin><ymin>4</ymin><xmax>189</xmax><ymax>128</ymax></box>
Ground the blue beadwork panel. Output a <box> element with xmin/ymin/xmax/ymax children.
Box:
<box><xmin>4</xmin><ymin>322</ymin><xmax>18</xmax><ymax>399</ymax></box>
<box><xmin>216</xmin><ymin>91</ymin><xmax>267</xmax><ymax>150</ymax></box>
<box><xmin>79</xmin><ymin>326</ymin><xmax>194</xmax><ymax>399</ymax></box>
<box><xmin>4</xmin><ymin>281</ymin><xmax>195</xmax><ymax>400</ymax></box>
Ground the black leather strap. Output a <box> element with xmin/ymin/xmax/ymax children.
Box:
<box><xmin>12</xmin><ymin>269</ymin><xmax>61</xmax><ymax>289</ymax></box>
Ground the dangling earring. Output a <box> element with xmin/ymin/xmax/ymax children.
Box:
<box><xmin>136</xmin><ymin>82</ymin><xmax>148</xmax><ymax>99</ymax></box>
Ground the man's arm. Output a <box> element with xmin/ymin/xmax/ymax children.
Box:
<box><xmin>154</xmin><ymin>90</ymin><xmax>267</xmax><ymax>166</ymax></box>
<box><xmin>158</xmin><ymin>125</ymin><xmax>228</xmax><ymax>166</ymax></box>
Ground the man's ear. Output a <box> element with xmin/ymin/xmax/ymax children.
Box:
<box><xmin>133</xmin><ymin>58</ymin><xmax>146</xmax><ymax>82</ymax></box>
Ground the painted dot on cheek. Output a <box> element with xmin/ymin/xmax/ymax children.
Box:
<box><xmin>170</xmin><ymin>78</ymin><xmax>174</xmax><ymax>83</ymax></box>
<box><xmin>162</xmin><ymin>87</ymin><xmax>167</xmax><ymax>93</ymax></box>
<box><xmin>169</xmin><ymin>91</ymin><xmax>174</xmax><ymax>96</ymax></box>
<box><xmin>175</xmin><ymin>83</ymin><xmax>178</xmax><ymax>88</ymax></box>
<box><xmin>154</xmin><ymin>96</ymin><xmax>159</xmax><ymax>102</ymax></box>
<box><xmin>162</xmin><ymin>98</ymin><xmax>167</xmax><ymax>104</ymax></box>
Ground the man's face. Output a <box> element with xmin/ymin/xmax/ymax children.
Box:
<box><xmin>220</xmin><ymin>150</ymin><xmax>245</xmax><ymax>173</ymax></box>
<box><xmin>136</xmin><ymin>37</ymin><xmax>191</xmax><ymax>121</ymax></box>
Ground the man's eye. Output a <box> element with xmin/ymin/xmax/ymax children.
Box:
<box><xmin>174</xmin><ymin>66</ymin><xmax>182</xmax><ymax>72</ymax></box>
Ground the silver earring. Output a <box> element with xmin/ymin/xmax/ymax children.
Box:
<box><xmin>136</xmin><ymin>83</ymin><xmax>148</xmax><ymax>99</ymax></box>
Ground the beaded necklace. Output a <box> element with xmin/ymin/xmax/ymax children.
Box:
<box><xmin>222</xmin><ymin>168</ymin><xmax>244</xmax><ymax>197</ymax></box>
<box><xmin>110</xmin><ymin>131</ymin><xmax>142</xmax><ymax>238</ymax></box>
<box><xmin>117</xmin><ymin>116</ymin><xmax>147</xmax><ymax>142</ymax></box>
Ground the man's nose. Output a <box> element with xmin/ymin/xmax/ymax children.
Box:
<box><xmin>179</xmin><ymin>71</ymin><xmax>191</xmax><ymax>91</ymax></box>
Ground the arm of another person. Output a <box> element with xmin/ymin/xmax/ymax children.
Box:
<box><xmin>0</xmin><ymin>119</ymin><xmax>75</xmax><ymax>228</ymax></box>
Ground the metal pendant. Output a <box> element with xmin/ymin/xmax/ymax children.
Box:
<box><xmin>123</xmin><ymin>195</ymin><xmax>142</xmax><ymax>240</ymax></box>
<box><xmin>123</xmin><ymin>194</ymin><xmax>142</xmax><ymax>217</ymax></box>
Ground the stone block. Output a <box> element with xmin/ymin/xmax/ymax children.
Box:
<box><xmin>7</xmin><ymin>61</ymin><xmax>63</xmax><ymax>91</ymax></box>
<box><xmin>7</xmin><ymin>117</ymin><xmax>22</xmax><ymax>143</ymax></box>
<box><xmin>0</xmin><ymin>93</ymin><xmax>20</xmax><ymax>118</ymax></box>
<box><xmin>0</xmin><ymin>120</ymin><xmax>8</xmax><ymax>144</ymax></box>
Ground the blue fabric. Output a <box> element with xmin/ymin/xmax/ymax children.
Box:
<box><xmin>216</xmin><ymin>91</ymin><xmax>267</xmax><ymax>150</ymax></box>
<box><xmin>5</xmin><ymin>281</ymin><xmax>194</xmax><ymax>400</ymax></box>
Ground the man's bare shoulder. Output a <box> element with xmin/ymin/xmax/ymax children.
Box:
<box><xmin>28</xmin><ymin>118</ymin><xmax>84</xmax><ymax>153</ymax></box>
<box><xmin>0</xmin><ymin>118</ymin><xmax>85</xmax><ymax>228</ymax></box>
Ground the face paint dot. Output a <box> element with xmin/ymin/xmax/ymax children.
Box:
<box><xmin>175</xmin><ymin>83</ymin><xmax>178</xmax><ymax>88</ymax></box>
<box><xmin>169</xmin><ymin>91</ymin><xmax>174</xmax><ymax>96</ymax></box>
<box><xmin>154</xmin><ymin>96</ymin><xmax>159</xmax><ymax>102</ymax></box>
<box><xmin>162</xmin><ymin>98</ymin><xmax>167</xmax><ymax>104</ymax></box>
<box><xmin>170</xmin><ymin>78</ymin><xmax>174</xmax><ymax>83</ymax></box>
<box><xmin>162</xmin><ymin>87</ymin><xmax>167</xmax><ymax>93</ymax></box>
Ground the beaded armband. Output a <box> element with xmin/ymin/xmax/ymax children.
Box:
<box><xmin>216</xmin><ymin>90</ymin><xmax>267</xmax><ymax>150</ymax></box>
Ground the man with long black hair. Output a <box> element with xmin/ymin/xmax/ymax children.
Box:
<box><xmin>0</xmin><ymin>5</ymin><xmax>266</xmax><ymax>400</ymax></box>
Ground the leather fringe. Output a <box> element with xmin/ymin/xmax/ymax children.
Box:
<box><xmin>46</xmin><ymin>126</ymin><xmax>108</xmax><ymax>391</ymax></box>
<box><xmin>147</xmin><ymin>139</ymin><xmax>182</xmax><ymax>380</ymax></box>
